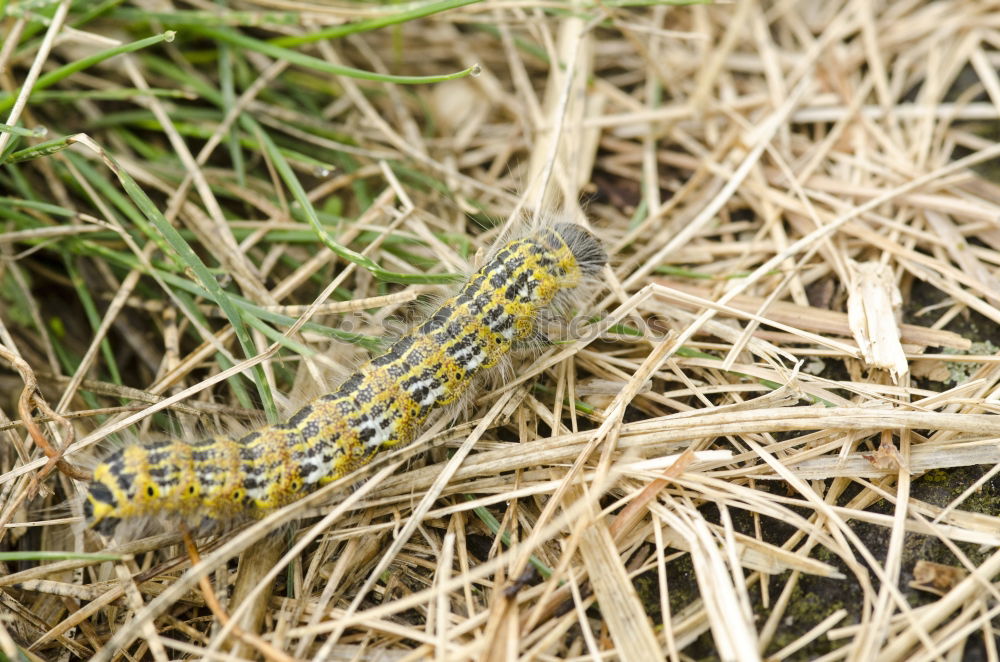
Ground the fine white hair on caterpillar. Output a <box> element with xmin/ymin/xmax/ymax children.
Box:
<box><xmin>81</xmin><ymin>219</ymin><xmax>606</xmax><ymax>538</ymax></box>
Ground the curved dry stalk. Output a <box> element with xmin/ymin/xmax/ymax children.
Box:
<box><xmin>0</xmin><ymin>345</ymin><xmax>90</xmax><ymax>485</ymax></box>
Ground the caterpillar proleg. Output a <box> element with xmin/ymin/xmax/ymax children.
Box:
<box><xmin>83</xmin><ymin>222</ymin><xmax>606</xmax><ymax>536</ymax></box>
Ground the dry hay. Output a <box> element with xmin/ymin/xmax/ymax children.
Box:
<box><xmin>1</xmin><ymin>0</ymin><xmax>1000</xmax><ymax>660</ymax></box>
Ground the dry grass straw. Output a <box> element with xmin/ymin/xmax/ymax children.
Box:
<box><xmin>2</xmin><ymin>0</ymin><xmax>1000</xmax><ymax>660</ymax></box>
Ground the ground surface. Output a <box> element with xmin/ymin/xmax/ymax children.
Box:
<box><xmin>1</xmin><ymin>1</ymin><xmax>1000</xmax><ymax>661</ymax></box>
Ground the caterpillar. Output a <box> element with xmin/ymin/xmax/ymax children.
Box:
<box><xmin>82</xmin><ymin>222</ymin><xmax>606</xmax><ymax>537</ymax></box>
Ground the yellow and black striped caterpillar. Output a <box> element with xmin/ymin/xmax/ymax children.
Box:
<box><xmin>83</xmin><ymin>222</ymin><xmax>606</xmax><ymax>536</ymax></box>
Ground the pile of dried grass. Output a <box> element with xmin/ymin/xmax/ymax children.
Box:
<box><xmin>1</xmin><ymin>1</ymin><xmax>999</xmax><ymax>660</ymax></box>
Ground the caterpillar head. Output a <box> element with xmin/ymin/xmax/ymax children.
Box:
<box><xmin>551</xmin><ymin>223</ymin><xmax>607</xmax><ymax>277</ymax></box>
<box><xmin>82</xmin><ymin>466</ymin><xmax>123</xmax><ymax>536</ymax></box>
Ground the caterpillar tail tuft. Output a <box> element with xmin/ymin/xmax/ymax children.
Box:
<box><xmin>82</xmin><ymin>222</ymin><xmax>606</xmax><ymax>537</ymax></box>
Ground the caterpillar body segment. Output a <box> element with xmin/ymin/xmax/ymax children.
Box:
<box><xmin>83</xmin><ymin>222</ymin><xmax>607</xmax><ymax>536</ymax></box>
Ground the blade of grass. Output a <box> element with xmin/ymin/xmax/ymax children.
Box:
<box><xmin>465</xmin><ymin>496</ymin><xmax>553</xmax><ymax>578</ymax></box>
<box><xmin>3</xmin><ymin>133</ymin><xmax>79</xmax><ymax>163</ymax></box>
<box><xmin>108</xmin><ymin>8</ymin><xmax>300</xmax><ymax>28</ymax></box>
<box><xmin>272</xmin><ymin>0</ymin><xmax>483</xmax><ymax>47</ymax></box>
<box><xmin>0</xmin><ymin>31</ymin><xmax>177</xmax><ymax>115</ymax></box>
<box><xmin>28</xmin><ymin>88</ymin><xmax>193</xmax><ymax>102</ymax></box>
<box><xmin>0</xmin><ymin>551</ymin><xmax>124</xmax><ymax>562</ymax></box>
<box><xmin>192</xmin><ymin>26</ymin><xmax>479</xmax><ymax>85</ymax></box>
<box><xmin>0</xmin><ymin>123</ymin><xmax>46</xmax><ymax>138</ymax></box>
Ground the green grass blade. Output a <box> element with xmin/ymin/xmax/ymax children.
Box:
<box><xmin>193</xmin><ymin>26</ymin><xmax>478</xmax><ymax>85</ymax></box>
<box><xmin>0</xmin><ymin>31</ymin><xmax>177</xmax><ymax>115</ymax></box>
<box><xmin>465</xmin><ymin>496</ymin><xmax>553</xmax><ymax>578</ymax></box>
<box><xmin>0</xmin><ymin>551</ymin><xmax>124</xmax><ymax>562</ymax></box>
<box><xmin>272</xmin><ymin>0</ymin><xmax>483</xmax><ymax>47</ymax></box>
<box><xmin>108</xmin><ymin>8</ymin><xmax>300</xmax><ymax>27</ymax></box>
<box><xmin>4</xmin><ymin>133</ymin><xmax>79</xmax><ymax>163</ymax></box>
<box><xmin>0</xmin><ymin>123</ymin><xmax>46</xmax><ymax>138</ymax></box>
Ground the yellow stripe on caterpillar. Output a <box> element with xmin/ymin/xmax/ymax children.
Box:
<box><xmin>83</xmin><ymin>222</ymin><xmax>606</xmax><ymax>536</ymax></box>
